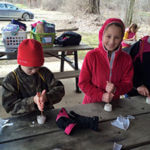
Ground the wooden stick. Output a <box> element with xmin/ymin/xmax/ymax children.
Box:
<box><xmin>37</xmin><ymin>92</ymin><xmax>44</xmax><ymax>115</ymax></box>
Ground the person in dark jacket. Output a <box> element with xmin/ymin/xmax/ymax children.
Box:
<box><xmin>126</xmin><ymin>36</ymin><xmax>150</xmax><ymax>97</ymax></box>
<box><xmin>2</xmin><ymin>39</ymin><xmax>65</xmax><ymax>116</ymax></box>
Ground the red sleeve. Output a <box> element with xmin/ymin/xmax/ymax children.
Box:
<box><xmin>78</xmin><ymin>52</ymin><xmax>104</xmax><ymax>102</ymax></box>
<box><xmin>113</xmin><ymin>55</ymin><xmax>134</xmax><ymax>99</ymax></box>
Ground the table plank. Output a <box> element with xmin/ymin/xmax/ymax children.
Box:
<box><xmin>0</xmin><ymin>44</ymin><xmax>93</xmax><ymax>54</ymax></box>
<box><xmin>43</xmin><ymin>44</ymin><xmax>93</xmax><ymax>52</ymax></box>
<box><xmin>54</xmin><ymin>70</ymin><xmax>80</xmax><ymax>79</ymax></box>
<box><xmin>66</xmin><ymin>96</ymin><xmax>150</xmax><ymax>121</ymax></box>
<box><xmin>0</xmin><ymin>43</ymin><xmax>93</xmax><ymax>59</ymax></box>
<box><xmin>0</xmin><ymin>70</ymin><xmax>80</xmax><ymax>85</ymax></box>
<box><xmin>1</xmin><ymin>113</ymin><xmax>150</xmax><ymax>150</ymax></box>
<box><xmin>0</xmin><ymin>110</ymin><xmax>60</xmax><ymax>144</ymax></box>
<box><xmin>132</xmin><ymin>144</ymin><xmax>150</xmax><ymax>150</ymax></box>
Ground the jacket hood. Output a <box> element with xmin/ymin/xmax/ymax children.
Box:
<box><xmin>98</xmin><ymin>18</ymin><xmax>125</xmax><ymax>53</ymax></box>
<box><xmin>99</xmin><ymin>18</ymin><xmax>125</xmax><ymax>43</ymax></box>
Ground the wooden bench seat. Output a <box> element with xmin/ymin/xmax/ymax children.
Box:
<box><xmin>54</xmin><ymin>70</ymin><xmax>80</xmax><ymax>79</ymax></box>
<box><xmin>0</xmin><ymin>70</ymin><xmax>80</xmax><ymax>86</ymax></box>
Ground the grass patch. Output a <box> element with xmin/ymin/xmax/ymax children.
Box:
<box><xmin>15</xmin><ymin>4</ymin><xmax>27</xmax><ymax>9</ymax></box>
<box><xmin>78</xmin><ymin>32</ymin><xmax>98</xmax><ymax>59</ymax></box>
<box><xmin>138</xmin><ymin>11</ymin><xmax>150</xmax><ymax>17</ymax></box>
<box><xmin>80</xmin><ymin>32</ymin><xmax>98</xmax><ymax>47</ymax></box>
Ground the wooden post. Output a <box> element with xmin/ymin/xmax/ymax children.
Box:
<box><xmin>124</xmin><ymin>0</ymin><xmax>135</xmax><ymax>27</ymax></box>
<box><xmin>88</xmin><ymin>0</ymin><xmax>100</xmax><ymax>14</ymax></box>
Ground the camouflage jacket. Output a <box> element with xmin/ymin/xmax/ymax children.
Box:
<box><xmin>2</xmin><ymin>66</ymin><xmax>65</xmax><ymax>116</ymax></box>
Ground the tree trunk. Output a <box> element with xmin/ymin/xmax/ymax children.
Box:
<box><xmin>124</xmin><ymin>0</ymin><xmax>135</xmax><ymax>27</ymax></box>
<box><xmin>88</xmin><ymin>0</ymin><xmax>100</xmax><ymax>14</ymax></box>
<box><xmin>28</xmin><ymin>0</ymin><xmax>31</xmax><ymax>7</ymax></box>
<box><xmin>27</xmin><ymin>0</ymin><xmax>38</xmax><ymax>8</ymax></box>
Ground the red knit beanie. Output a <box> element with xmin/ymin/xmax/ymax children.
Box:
<box><xmin>17</xmin><ymin>39</ymin><xmax>44</xmax><ymax>67</ymax></box>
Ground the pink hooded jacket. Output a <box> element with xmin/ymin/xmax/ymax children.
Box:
<box><xmin>79</xmin><ymin>18</ymin><xmax>134</xmax><ymax>104</ymax></box>
<box><xmin>122</xmin><ymin>29</ymin><xmax>136</xmax><ymax>48</ymax></box>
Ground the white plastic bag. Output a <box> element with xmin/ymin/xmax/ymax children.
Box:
<box><xmin>111</xmin><ymin>115</ymin><xmax>135</xmax><ymax>130</ymax></box>
<box><xmin>0</xmin><ymin>118</ymin><xmax>13</xmax><ymax>134</ymax></box>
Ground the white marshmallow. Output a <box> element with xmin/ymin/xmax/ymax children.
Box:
<box><xmin>146</xmin><ymin>97</ymin><xmax>150</xmax><ymax>104</ymax></box>
<box><xmin>104</xmin><ymin>103</ymin><xmax>112</xmax><ymax>112</ymax></box>
<box><xmin>37</xmin><ymin>115</ymin><xmax>46</xmax><ymax>124</ymax></box>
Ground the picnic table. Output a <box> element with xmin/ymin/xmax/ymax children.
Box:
<box><xmin>0</xmin><ymin>96</ymin><xmax>150</xmax><ymax>150</ymax></box>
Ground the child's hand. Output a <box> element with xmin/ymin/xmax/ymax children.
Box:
<box><xmin>105</xmin><ymin>81</ymin><xmax>115</xmax><ymax>93</ymax></box>
<box><xmin>137</xmin><ymin>85</ymin><xmax>149</xmax><ymax>97</ymax></box>
<box><xmin>33</xmin><ymin>90</ymin><xmax>47</xmax><ymax>111</ymax></box>
<box><xmin>102</xmin><ymin>92</ymin><xmax>114</xmax><ymax>103</ymax></box>
<box><xmin>40</xmin><ymin>89</ymin><xmax>47</xmax><ymax>103</ymax></box>
<box><xmin>34</xmin><ymin>93</ymin><xmax>44</xmax><ymax>111</ymax></box>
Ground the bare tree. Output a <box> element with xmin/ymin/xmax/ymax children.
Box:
<box><xmin>88</xmin><ymin>0</ymin><xmax>100</xmax><ymax>14</ymax></box>
<box><xmin>124</xmin><ymin>0</ymin><xmax>135</xmax><ymax>27</ymax></box>
<box><xmin>27</xmin><ymin>0</ymin><xmax>38</xmax><ymax>8</ymax></box>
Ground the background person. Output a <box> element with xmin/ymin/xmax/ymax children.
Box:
<box><xmin>127</xmin><ymin>36</ymin><xmax>150</xmax><ymax>97</ymax></box>
<box><xmin>78</xmin><ymin>18</ymin><xmax>133</xmax><ymax>104</ymax></box>
<box><xmin>122</xmin><ymin>23</ymin><xmax>138</xmax><ymax>48</ymax></box>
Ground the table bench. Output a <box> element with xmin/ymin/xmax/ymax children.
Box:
<box><xmin>0</xmin><ymin>70</ymin><xmax>80</xmax><ymax>85</ymax></box>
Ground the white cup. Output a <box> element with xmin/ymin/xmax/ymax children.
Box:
<box><xmin>104</xmin><ymin>103</ymin><xmax>112</xmax><ymax>112</ymax></box>
<box><xmin>37</xmin><ymin>115</ymin><xmax>46</xmax><ymax>124</ymax></box>
<box><xmin>146</xmin><ymin>97</ymin><xmax>150</xmax><ymax>104</ymax></box>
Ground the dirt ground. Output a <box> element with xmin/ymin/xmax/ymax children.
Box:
<box><xmin>0</xmin><ymin>8</ymin><xmax>100</xmax><ymax>33</ymax></box>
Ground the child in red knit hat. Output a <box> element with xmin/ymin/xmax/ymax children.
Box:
<box><xmin>2</xmin><ymin>39</ymin><xmax>65</xmax><ymax>116</ymax></box>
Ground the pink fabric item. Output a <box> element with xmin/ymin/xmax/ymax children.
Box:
<box><xmin>122</xmin><ymin>42</ymin><xmax>130</xmax><ymax>48</ymax></box>
<box><xmin>79</xmin><ymin>18</ymin><xmax>133</xmax><ymax>104</ymax></box>
<box><xmin>140</xmin><ymin>36</ymin><xmax>150</xmax><ymax>53</ymax></box>
<box><xmin>31</xmin><ymin>21</ymin><xmax>43</xmax><ymax>28</ymax></box>
<box><xmin>122</xmin><ymin>29</ymin><xmax>136</xmax><ymax>48</ymax></box>
<box><xmin>134</xmin><ymin>36</ymin><xmax>150</xmax><ymax>63</ymax></box>
<box><xmin>64</xmin><ymin>123</ymin><xmax>76</xmax><ymax>135</ymax></box>
<box><xmin>56</xmin><ymin>108</ymin><xmax>70</xmax><ymax>121</ymax></box>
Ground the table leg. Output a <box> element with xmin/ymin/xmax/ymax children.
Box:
<box><xmin>60</xmin><ymin>51</ymin><xmax>65</xmax><ymax>72</ymax></box>
<box><xmin>74</xmin><ymin>51</ymin><xmax>81</xmax><ymax>93</ymax></box>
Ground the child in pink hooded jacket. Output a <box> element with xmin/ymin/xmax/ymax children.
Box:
<box><xmin>79</xmin><ymin>18</ymin><xmax>134</xmax><ymax>104</ymax></box>
<box><xmin>122</xmin><ymin>23</ymin><xmax>138</xmax><ymax>48</ymax></box>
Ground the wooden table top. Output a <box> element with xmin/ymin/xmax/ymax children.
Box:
<box><xmin>0</xmin><ymin>96</ymin><xmax>150</xmax><ymax>150</ymax></box>
<box><xmin>0</xmin><ymin>43</ymin><xmax>93</xmax><ymax>57</ymax></box>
